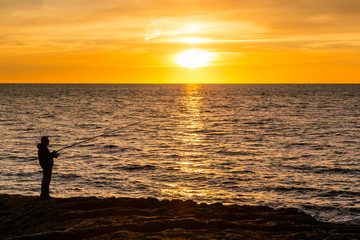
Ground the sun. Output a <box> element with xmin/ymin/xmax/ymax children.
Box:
<box><xmin>175</xmin><ymin>49</ymin><xmax>214</xmax><ymax>68</ymax></box>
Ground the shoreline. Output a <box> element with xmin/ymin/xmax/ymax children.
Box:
<box><xmin>1</xmin><ymin>194</ymin><xmax>359</xmax><ymax>239</ymax></box>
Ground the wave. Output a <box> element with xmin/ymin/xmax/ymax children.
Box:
<box><xmin>318</xmin><ymin>190</ymin><xmax>360</xmax><ymax>198</ymax></box>
<box><xmin>103</xmin><ymin>144</ymin><xmax>118</xmax><ymax>149</ymax></box>
<box><xmin>302</xmin><ymin>205</ymin><xmax>360</xmax><ymax>224</ymax></box>
<box><xmin>314</xmin><ymin>167</ymin><xmax>360</xmax><ymax>174</ymax></box>
<box><xmin>217</xmin><ymin>150</ymin><xmax>254</xmax><ymax>156</ymax></box>
<box><xmin>263</xmin><ymin>186</ymin><xmax>360</xmax><ymax>199</ymax></box>
<box><xmin>115</xmin><ymin>164</ymin><xmax>157</xmax><ymax>171</ymax></box>
<box><xmin>269</xmin><ymin>186</ymin><xmax>320</xmax><ymax>193</ymax></box>
<box><xmin>56</xmin><ymin>173</ymin><xmax>82</xmax><ymax>180</ymax></box>
<box><xmin>230</xmin><ymin>170</ymin><xmax>255</xmax><ymax>174</ymax></box>
<box><xmin>3</xmin><ymin>172</ymin><xmax>38</xmax><ymax>177</ymax></box>
<box><xmin>283</xmin><ymin>165</ymin><xmax>360</xmax><ymax>174</ymax></box>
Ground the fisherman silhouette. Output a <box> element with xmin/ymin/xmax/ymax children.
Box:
<box><xmin>37</xmin><ymin>136</ymin><xmax>59</xmax><ymax>200</ymax></box>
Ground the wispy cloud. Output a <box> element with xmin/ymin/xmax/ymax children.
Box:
<box><xmin>2</xmin><ymin>0</ymin><xmax>360</xmax><ymax>46</ymax></box>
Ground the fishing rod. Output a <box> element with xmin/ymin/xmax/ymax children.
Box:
<box><xmin>56</xmin><ymin>120</ymin><xmax>142</xmax><ymax>153</ymax></box>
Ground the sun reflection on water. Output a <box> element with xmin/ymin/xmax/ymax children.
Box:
<box><xmin>165</xmin><ymin>84</ymin><xmax>213</xmax><ymax>199</ymax></box>
<box><xmin>179</xmin><ymin>84</ymin><xmax>205</xmax><ymax>150</ymax></box>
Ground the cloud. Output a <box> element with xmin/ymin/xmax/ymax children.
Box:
<box><xmin>1</xmin><ymin>0</ymin><xmax>360</xmax><ymax>62</ymax></box>
<box><xmin>2</xmin><ymin>0</ymin><xmax>360</xmax><ymax>38</ymax></box>
<box><xmin>145</xmin><ymin>19</ymin><xmax>169</xmax><ymax>41</ymax></box>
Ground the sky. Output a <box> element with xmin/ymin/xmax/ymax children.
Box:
<box><xmin>1</xmin><ymin>0</ymin><xmax>360</xmax><ymax>83</ymax></box>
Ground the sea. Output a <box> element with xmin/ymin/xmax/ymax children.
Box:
<box><xmin>1</xmin><ymin>84</ymin><xmax>359</xmax><ymax>224</ymax></box>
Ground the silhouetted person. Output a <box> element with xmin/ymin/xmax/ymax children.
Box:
<box><xmin>37</xmin><ymin>136</ymin><xmax>59</xmax><ymax>200</ymax></box>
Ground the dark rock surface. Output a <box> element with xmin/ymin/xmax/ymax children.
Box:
<box><xmin>0</xmin><ymin>194</ymin><xmax>359</xmax><ymax>239</ymax></box>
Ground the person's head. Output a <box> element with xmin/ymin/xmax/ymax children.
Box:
<box><xmin>41</xmin><ymin>136</ymin><xmax>49</xmax><ymax>146</ymax></box>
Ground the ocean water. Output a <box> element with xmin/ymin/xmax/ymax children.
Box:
<box><xmin>1</xmin><ymin>84</ymin><xmax>360</xmax><ymax>224</ymax></box>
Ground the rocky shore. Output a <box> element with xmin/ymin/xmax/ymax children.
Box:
<box><xmin>0</xmin><ymin>194</ymin><xmax>359</xmax><ymax>239</ymax></box>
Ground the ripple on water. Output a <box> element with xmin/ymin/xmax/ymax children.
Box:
<box><xmin>1</xmin><ymin>84</ymin><xmax>360</xmax><ymax>224</ymax></box>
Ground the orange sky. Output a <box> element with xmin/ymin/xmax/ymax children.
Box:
<box><xmin>1</xmin><ymin>0</ymin><xmax>360</xmax><ymax>83</ymax></box>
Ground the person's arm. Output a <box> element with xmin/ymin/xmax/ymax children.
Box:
<box><xmin>51</xmin><ymin>151</ymin><xmax>59</xmax><ymax>159</ymax></box>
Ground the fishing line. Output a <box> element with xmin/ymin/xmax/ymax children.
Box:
<box><xmin>56</xmin><ymin>120</ymin><xmax>142</xmax><ymax>152</ymax></box>
<box><xmin>29</xmin><ymin>120</ymin><xmax>142</xmax><ymax>161</ymax></box>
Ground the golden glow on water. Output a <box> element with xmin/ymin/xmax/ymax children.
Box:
<box><xmin>169</xmin><ymin>84</ymin><xmax>211</xmax><ymax>199</ymax></box>
<box><xmin>181</xmin><ymin>84</ymin><xmax>204</xmax><ymax>144</ymax></box>
<box><xmin>161</xmin><ymin>185</ymin><xmax>209</xmax><ymax>198</ymax></box>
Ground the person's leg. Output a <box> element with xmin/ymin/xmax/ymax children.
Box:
<box><xmin>40</xmin><ymin>167</ymin><xmax>52</xmax><ymax>199</ymax></box>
